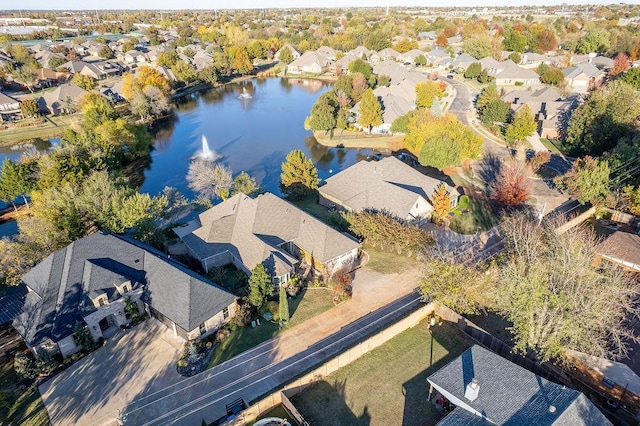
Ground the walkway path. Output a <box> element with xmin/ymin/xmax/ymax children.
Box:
<box><xmin>527</xmin><ymin>133</ymin><xmax>549</xmax><ymax>153</ymax></box>
<box><xmin>121</xmin><ymin>265</ymin><xmax>424</xmax><ymax>425</ymax></box>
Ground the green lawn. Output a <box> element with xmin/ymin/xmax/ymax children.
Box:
<box><xmin>208</xmin><ymin>288</ymin><xmax>335</xmax><ymax>368</ymax></box>
<box><xmin>540</xmin><ymin>138</ymin><xmax>564</xmax><ymax>156</ymax></box>
<box><xmin>0</xmin><ymin>114</ymin><xmax>79</xmax><ymax>145</ymax></box>
<box><xmin>290</xmin><ymin>320</ymin><xmax>470</xmax><ymax>426</ymax></box>
<box><xmin>449</xmin><ymin>196</ymin><xmax>498</xmax><ymax>234</ymax></box>
<box><xmin>249</xmin><ymin>404</ymin><xmax>294</xmax><ymax>425</ymax></box>
<box><xmin>289</xmin><ymin>195</ymin><xmax>348</xmax><ymax>230</ymax></box>
<box><xmin>0</xmin><ymin>357</ymin><xmax>50</xmax><ymax>426</ymax></box>
<box><xmin>363</xmin><ymin>244</ymin><xmax>421</xmax><ymax>275</ymax></box>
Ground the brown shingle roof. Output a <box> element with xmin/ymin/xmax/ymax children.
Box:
<box><xmin>596</xmin><ymin>231</ymin><xmax>640</xmax><ymax>269</ymax></box>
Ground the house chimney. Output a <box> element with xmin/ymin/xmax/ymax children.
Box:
<box><xmin>464</xmin><ymin>378</ymin><xmax>480</xmax><ymax>401</ymax></box>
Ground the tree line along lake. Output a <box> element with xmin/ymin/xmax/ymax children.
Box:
<box><xmin>0</xmin><ymin>77</ymin><xmax>380</xmax><ymax>237</ymax></box>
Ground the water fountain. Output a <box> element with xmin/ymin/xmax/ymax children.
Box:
<box><xmin>237</xmin><ymin>87</ymin><xmax>253</xmax><ymax>100</ymax></box>
<box><xmin>196</xmin><ymin>135</ymin><xmax>221</xmax><ymax>161</ymax></box>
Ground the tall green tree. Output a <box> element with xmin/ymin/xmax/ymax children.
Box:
<box><xmin>503</xmin><ymin>30</ymin><xmax>527</xmax><ymax>53</ymax></box>
<box><xmin>305</xmin><ymin>92</ymin><xmax>337</xmax><ymax>132</ymax></box>
<box><xmin>565</xmin><ymin>81</ymin><xmax>640</xmax><ymax>156</ymax></box>
<box><xmin>357</xmin><ymin>88</ymin><xmax>383</xmax><ymax>133</ymax></box>
<box><xmin>280</xmin><ymin>150</ymin><xmax>320</xmax><ymax>200</ymax></box>
<box><xmin>232</xmin><ymin>171</ymin><xmax>260</xmax><ymax>196</ymax></box>
<box><xmin>554</xmin><ymin>156</ymin><xmax>610</xmax><ymax>205</ymax></box>
<box><xmin>0</xmin><ymin>159</ymin><xmax>33</xmax><ymax>210</ymax></box>
<box><xmin>505</xmin><ymin>105</ymin><xmax>537</xmax><ymax>146</ymax></box>
<box><xmin>279</xmin><ymin>46</ymin><xmax>294</xmax><ymax>64</ymax></box>
<box><xmin>622</xmin><ymin>67</ymin><xmax>640</xmax><ymax>90</ymax></box>
<box><xmin>279</xmin><ymin>284</ymin><xmax>290</xmax><ymax>323</ymax></box>
<box><xmin>248</xmin><ymin>263</ymin><xmax>274</xmax><ymax>307</ymax></box>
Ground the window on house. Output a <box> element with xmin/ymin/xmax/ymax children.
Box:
<box><xmin>98</xmin><ymin>297</ymin><xmax>105</xmax><ymax>307</ymax></box>
<box><xmin>223</xmin><ymin>307</ymin><xmax>229</xmax><ymax>319</ymax></box>
<box><xmin>122</xmin><ymin>285</ymin><xmax>129</xmax><ymax>293</ymax></box>
<box><xmin>273</xmin><ymin>276</ymin><xmax>281</xmax><ymax>285</ymax></box>
<box><xmin>199</xmin><ymin>323</ymin><xmax>206</xmax><ymax>335</ymax></box>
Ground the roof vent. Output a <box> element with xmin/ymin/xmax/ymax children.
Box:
<box><xmin>549</xmin><ymin>405</ymin><xmax>556</xmax><ymax>414</ymax></box>
<box><xmin>464</xmin><ymin>378</ymin><xmax>480</xmax><ymax>402</ymax></box>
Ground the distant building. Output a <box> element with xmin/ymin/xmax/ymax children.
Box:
<box><xmin>0</xmin><ymin>92</ymin><xmax>22</xmax><ymax>122</ymax></box>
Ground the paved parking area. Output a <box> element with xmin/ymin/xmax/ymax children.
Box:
<box><xmin>39</xmin><ymin>319</ymin><xmax>184</xmax><ymax>426</ymax></box>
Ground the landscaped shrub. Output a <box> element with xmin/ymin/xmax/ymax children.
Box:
<box><xmin>233</xmin><ymin>297</ymin><xmax>254</xmax><ymax>327</ymax></box>
<box><xmin>514</xmin><ymin>81</ymin><xmax>524</xmax><ymax>86</ymax></box>
<box><xmin>216</xmin><ymin>328</ymin><xmax>231</xmax><ymax>343</ymax></box>
<box><xmin>14</xmin><ymin>352</ymin><xmax>37</xmax><ymax>380</ymax></box>
<box><xmin>458</xmin><ymin>195</ymin><xmax>470</xmax><ymax>211</ymax></box>
<box><xmin>342</xmin><ymin>210</ymin><xmax>434</xmax><ymax>256</ymax></box>
<box><xmin>266</xmin><ymin>301</ymin><xmax>280</xmax><ymax>322</ymax></box>
<box><xmin>177</xmin><ymin>339</ymin><xmax>212</xmax><ymax>377</ymax></box>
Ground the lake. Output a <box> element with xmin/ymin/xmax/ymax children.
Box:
<box><xmin>142</xmin><ymin>77</ymin><xmax>364</xmax><ymax>198</ymax></box>
<box><xmin>0</xmin><ymin>78</ymin><xmax>379</xmax><ymax>237</ymax></box>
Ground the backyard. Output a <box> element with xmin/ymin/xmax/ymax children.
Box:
<box><xmin>363</xmin><ymin>243</ymin><xmax>421</xmax><ymax>275</ymax></box>
<box><xmin>449</xmin><ymin>195</ymin><xmax>498</xmax><ymax>235</ymax></box>
<box><xmin>208</xmin><ymin>287</ymin><xmax>336</xmax><ymax>368</ymax></box>
<box><xmin>0</xmin><ymin>114</ymin><xmax>79</xmax><ymax>145</ymax></box>
<box><xmin>289</xmin><ymin>319</ymin><xmax>470</xmax><ymax>425</ymax></box>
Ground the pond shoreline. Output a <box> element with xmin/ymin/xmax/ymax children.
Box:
<box><xmin>312</xmin><ymin>131</ymin><xmax>404</xmax><ymax>151</ymax></box>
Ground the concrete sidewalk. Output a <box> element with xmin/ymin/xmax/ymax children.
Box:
<box><xmin>122</xmin><ymin>265</ymin><xmax>424</xmax><ymax>424</ymax></box>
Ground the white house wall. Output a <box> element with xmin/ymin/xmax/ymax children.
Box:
<box><xmin>408</xmin><ymin>197</ymin><xmax>434</xmax><ymax>220</ymax></box>
<box><xmin>57</xmin><ymin>334</ymin><xmax>81</xmax><ymax>358</ymax></box>
<box><xmin>186</xmin><ymin>301</ymin><xmax>237</xmax><ymax>340</ymax></box>
<box><xmin>325</xmin><ymin>248</ymin><xmax>360</xmax><ymax>275</ymax></box>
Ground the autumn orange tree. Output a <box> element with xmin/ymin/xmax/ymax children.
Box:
<box><xmin>490</xmin><ymin>162</ymin><xmax>531</xmax><ymax>206</ymax></box>
<box><xmin>431</xmin><ymin>183</ymin><xmax>451</xmax><ymax>225</ymax></box>
<box><xmin>122</xmin><ymin>67</ymin><xmax>171</xmax><ymax>100</ymax></box>
<box><xmin>611</xmin><ymin>53</ymin><xmax>630</xmax><ymax>77</ymax></box>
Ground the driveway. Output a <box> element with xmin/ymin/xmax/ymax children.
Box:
<box><xmin>39</xmin><ymin>319</ymin><xmax>184</xmax><ymax>426</ymax></box>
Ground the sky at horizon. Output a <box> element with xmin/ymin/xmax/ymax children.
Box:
<box><xmin>7</xmin><ymin>0</ymin><xmax>629</xmax><ymax>11</ymax></box>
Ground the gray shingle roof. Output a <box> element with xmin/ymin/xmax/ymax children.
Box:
<box><xmin>320</xmin><ymin>156</ymin><xmax>458</xmax><ymax>219</ymax></box>
<box><xmin>179</xmin><ymin>193</ymin><xmax>361</xmax><ymax>274</ymax></box>
<box><xmin>428</xmin><ymin>345</ymin><xmax>611</xmax><ymax>425</ymax></box>
<box><xmin>596</xmin><ymin>231</ymin><xmax>640</xmax><ymax>269</ymax></box>
<box><xmin>437</xmin><ymin>408</ymin><xmax>491</xmax><ymax>425</ymax></box>
<box><xmin>0</xmin><ymin>284</ymin><xmax>27</xmax><ymax>324</ymax></box>
<box><xmin>14</xmin><ymin>233</ymin><xmax>235</xmax><ymax>347</ymax></box>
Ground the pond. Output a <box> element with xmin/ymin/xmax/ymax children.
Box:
<box><xmin>142</xmin><ymin>77</ymin><xmax>364</xmax><ymax>198</ymax></box>
<box><xmin>0</xmin><ymin>78</ymin><xmax>381</xmax><ymax>237</ymax></box>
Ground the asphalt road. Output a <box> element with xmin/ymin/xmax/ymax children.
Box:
<box><xmin>122</xmin><ymin>291</ymin><xmax>424</xmax><ymax>425</ymax></box>
<box><xmin>443</xmin><ymin>76</ymin><xmax>573</xmax><ymax>174</ymax></box>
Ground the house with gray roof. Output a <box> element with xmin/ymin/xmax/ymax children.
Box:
<box><xmin>274</xmin><ymin>43</ymin><xmax>301</xmax><ymax>62</ymax></box>
<box><xmin>397</xmin><ymin>49</ymin><xmax>426</xmax><ymax>65</ymax></box>
<box><xmin>38</xmin><ymin>83</ymin><xmax>88</xmax><ymax>115</ymax></box>
<box><xmin>489</xmin><ymin>60</ymin><xmax>541</xmax><ymax>87</ymax></box>
<box><xmin>175</xmin><ymin>193</ymin><xmax>361</xmax><ymax>284</ymax></box>
<box><xmin>287</xmin><ymin>51</ymin><xmax>332</xmax><ymax>75</ymax></box>
<box><xmin>13</xmin><ymin>233</ymin><xmax>237</xmax><ymax>358</ymax></box>
<box><xmin>502</xmin><ymin>87</ymin><xmax>577</xmax><ymax>138</ymax></box>
<box><xmin>563</xmin><ymin>63</ymin><xmax>604</xmax><ymax>93</ymax></box>
<box><xmin>370</xmin><ymin>48</ymin><xmax>400</xmax><ymax>63</ymax></box>
<box><xmin>594</xmin><ymin>231</ymin><xmax>640</xmax><ymax>273</ymax></box>
<box><xmin>429</xmin><ymin>345</ymin><xmax>611</xmax><ymax>425</ymax></box>
<box><xmin>319</xmin><ymin>156</ymin><xmax>459</xmax><ymax>221</ymax></box>
<box><xmin>0</xmin><ymin>92</ymin><xmax>22</xmax><ymax>121</ymax></box>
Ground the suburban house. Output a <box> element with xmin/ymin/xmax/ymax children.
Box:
<box><xmin>370</xmin><ymin>47</ymin><xmax>400</xmax><ymax>63</ymax></box>
<box><xmin>287</xmin><ymin>51</ymin><xmax>332</xmax><ymax>75</ymax></box>
<box><xmin>594</xmin><ymin>231</ymin><xmax>640</xmax><ymax>273</ymax></box>
<box><xmin>396</xmin><ymin>49</ymin><xmax>426</xmax><ymax>65</ymax></box>
<box><xmin>319</xmin><ymin>156</ymin><xmax>459</xmax><ymax>221</ymax></box>
<box><xmin>37</xmin><ymin>83</ymin><xmax>88</xmax><ymax>115</ymax></box>
<box><xmin>334</xmin><ymin>53</ymin><xmax>358</xmax><ymax>74</ymax></box>
<box><xmin>563</xmin><ymin>63</ymin><xmax>605</xmax><ymax>93</ymax></box>
<box><xmin>175</xmin><ymin>193</ymin><xmax>361</xmax><ymax>284</ymax></box>
<box><xmin>348</xmin><ymin>45</ymin><xmax>371</xmax><ymax>60</ymax></box>
<box><xmin>274</xmin><ymin>43</ymin><xmax>301</xmax><ymax>62</ymax></box>
<box><xmin>12</xmin><ymin>232</ymin><xmax>237</xmax><ymax>358</ymax></box>
<box><xmin>502</xmin><ymin>87</ymin><xmax>577</xmax><ymax>138</ymax></box>
<box><xmin>316</xmin><ymin>46</ymin><xmax>337</xmax><ymax>61</ymax></box>
<box><xmin>485</xmin><ymin>59</ymin><xmax>541</xmax><ymax>86</ymax></box>
<box><xmin>0</xmin><ymin>92</ymin><xmax>22</xmax><ymax>122</ymax></box>
<box><xmin>429</xmin><ymin>345</ymin><xmax>611</xmax><ymax>425</ymax></box>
